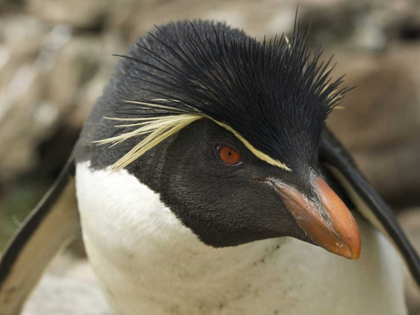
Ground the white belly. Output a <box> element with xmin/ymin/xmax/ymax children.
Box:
<box><xmin>76</xmin><ymin>162</ymin><xmax>408</xmax><ymax>315</ymax></box>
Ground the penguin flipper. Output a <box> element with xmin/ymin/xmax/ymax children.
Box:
<box><xmin>0</xmin><ymin>157</ymin><xmax>80</xmax><ymax>315</ymax></box>
<box><xmin>319</xmin><ymin>127</ymin><xmax>420</xmax><ymax>288</ymax></box>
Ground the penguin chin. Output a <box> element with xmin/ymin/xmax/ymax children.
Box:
<box><xmin>76</xmin><ymin>162</ymin><xmax>201</xmax><ymax>256</ymax></box>
<box><xmin>194</xmin><ymin>232</ymin><xmax>289</xmax><ymax>249</ymax></box>
<box><xmin>77</xmin><ymin>161</ymin><xmax>287</xmax><ymax>253</ymax></box>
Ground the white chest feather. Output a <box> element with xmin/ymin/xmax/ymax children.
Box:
<box><xmin>75</xmin><ymin>162</ymin><xmax>407</xmax><ymax>315</ymax></box>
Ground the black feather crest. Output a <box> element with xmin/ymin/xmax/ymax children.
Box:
<box><xmin>98</xmin><ymin>20</ymin><xmax>350</xmax><ymax>171</ymax></box>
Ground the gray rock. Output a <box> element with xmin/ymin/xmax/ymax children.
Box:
<box><xmin>327</xmin><ymin>45</ymin><xmax>420</xmax><ymax>206</ymax></box>
<box><xmin>398</xmin><ymin>209</ymin><xmax>420</xmax><ymax>315</ymax></box>
<box><xmin>27</xmin><ymin>0</ymin><xmax>113</xmax><ymax>29</ymax></box>
<box><xmin>22</xmin><ymin>252</ymin><xmax>112</xmax><ymax>315</ymax></box>
<box><xmin>0</xmin><ymin>16</ymin><xmax>119</xmax><ymax>183</ymax></box>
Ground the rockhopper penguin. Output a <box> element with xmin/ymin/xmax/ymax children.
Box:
<box><xmin>1</xmin><ymin>20</ymin><xmax>420</xmax><ymax>315</ymax></box>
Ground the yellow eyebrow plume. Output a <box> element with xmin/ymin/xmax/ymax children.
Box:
<box><xmin>209</xmin><ymin>119</ymin><xmax>291</xmax><ymax>171</ymax></box>
<box><xmin>94</xmin><ymin>114</ymin><xmax>201</xmax><ymax>171</ymax></box>
<box><xmin>94</xmin><ymin>100</ymin><xmax>292</xmax><ymax>172</ymax></box>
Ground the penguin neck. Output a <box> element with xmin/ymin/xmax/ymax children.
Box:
<box><xmin>77</xmin><ymin>161</ymin><xmax>284</xmax><ymax>274</ymax></box>
<box><xmin>76</xmin><ymin>161</ymin><xmax>407</xmax><ymax>315</ymax></box>
<box><xmin>76</xmin><ymin>162</ymin><xmax>291</xmax><ymax>291</ymax></box>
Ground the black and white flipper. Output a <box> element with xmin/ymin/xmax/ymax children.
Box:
<box><xmin>0</xmin><ymin>157</ymin><xmax>80</xmax><ymax>315</ymax></box>
<box><xmin>320</xmin><ymin>128</ymin><xmax>420</xmax><ymax>288</ymax></box>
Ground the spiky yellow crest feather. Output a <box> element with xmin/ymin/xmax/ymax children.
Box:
<box><xmin>94</xmin><ymin>100</ymin><xmax>292</xmax><ymax>172</ymax></box>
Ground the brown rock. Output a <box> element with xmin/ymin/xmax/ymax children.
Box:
<box><xmin>0</xmin><ymin>16</ymin><xmax>120</xmax><ymax>182</ymax></box>
<box><xmin>109</xmin><ymin>0</ymin><xmax>298</xmax><ymax>43</ymax></box>
<box><xmin>22</xmin><ymin>253</ymin><xmax>112</xmax><ymax>315</ymax></box>
<box><xmin>27</xmin><ymin>0</ymin><xmax>112</xmax><ymax>29</ymax></box>
<box><xmin>327</xmin><ymin>45</ymin><xmax>420</xmax><ymax>206</ymax></box>
<box><xmin>0</xmin><ymin>16</ymin><xmax>51</xmax><ymax>179</ymax></box>
<box><xmin>398</xmin><ymin>209</ymin><xmax>420</xmax><ymax>315</ymax></box>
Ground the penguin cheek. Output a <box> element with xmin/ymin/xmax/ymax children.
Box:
<box><xmin>184</xmin><ymin>182</ymin><xmax>310</xmax><ymax>248</ymax></box>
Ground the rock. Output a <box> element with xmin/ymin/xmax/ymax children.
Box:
<box><xmin>327</xmin><ymin>45</ymin><xmax>420</xmax><ymax>207</ymax></box>
<box><xmin>398</xmin><ymin>209</ymin><xmax>420</xmax><ymax>315</ymax></box>
<box><xmin>22</xmin><ymin>252</ymin><xmax>112</xmax><ymax>315</ymax></box>
<box><xmin>46</xmin><ymin>34</ymin><xmax>116</xmax><ymax>129</ymax></box>
<box><xmin>299</xmin><ymin>0</ymin><xmax>420</xmax><ymax>51</ymax></box>
<box><xmin>0</xmin><ymin>16</ymin><xmax>120</xmax><ymax>183</ymax></box>
<box><xmin>109</xmin><ymin>0</ymin><xmax>298</xmax><ymax>43</ymax></box>
<box><xmin>0</xmin><ymin>15</ymin><xmax>52</xmax><ymax>180</ymax></box>
<box><xmin>26</xmin><ymin>0</ymin><xmax>112</xmax><ymax>29</ymax></box>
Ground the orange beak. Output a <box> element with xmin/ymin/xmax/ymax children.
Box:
<box><xmin>274</xmin><ymin>175</ymin><xmax>361</xmax><ymax>260</ymax></box>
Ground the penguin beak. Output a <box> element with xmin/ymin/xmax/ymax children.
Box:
<box><xmin>273</xmin><ymin>175</ymin><xmax>361</xmax><ymax>260</ymax></box>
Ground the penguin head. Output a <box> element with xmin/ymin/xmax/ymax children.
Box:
<box><xmin>85</xmin><ymin>20</ymin><xmax>361</xmax><ymax>259</ymax></box>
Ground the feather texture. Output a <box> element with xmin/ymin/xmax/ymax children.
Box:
<box><xmin>97</xmin><ymin>20</ymin><xmax>350</xmax><ymax>171</ymax></box>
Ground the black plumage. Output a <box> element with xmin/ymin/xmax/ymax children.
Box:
<box><xmin>110</xmin><ymin>20</ymin><xmax>350</xmax><ymax>170</ymax></box>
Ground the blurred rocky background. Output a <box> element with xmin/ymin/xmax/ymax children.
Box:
<box><xmin>0</xmin><ymin>0</ymin><xmax>419</xmax><ymax>313</ymax></box>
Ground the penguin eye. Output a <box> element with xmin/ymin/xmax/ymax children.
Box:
<box><xmin>216</xmin><ymin>145</ymin><xmax>241</xmax><ymax>166</ymax></box>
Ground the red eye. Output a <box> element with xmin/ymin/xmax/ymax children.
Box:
<box><xmin>217</xmin><ymin>145</ymin><xmax>241</xmax><ymax>166</ymax></box>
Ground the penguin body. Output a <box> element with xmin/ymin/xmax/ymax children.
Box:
<box><xmin>76</xmin><ymin>161</ymin><xmax>406</xmax><ymax>315</ymax></box>
<box><xmin>1</xmin><ymin>19</ymin><xmax>420</xmax><ymax>315</ymax></box>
